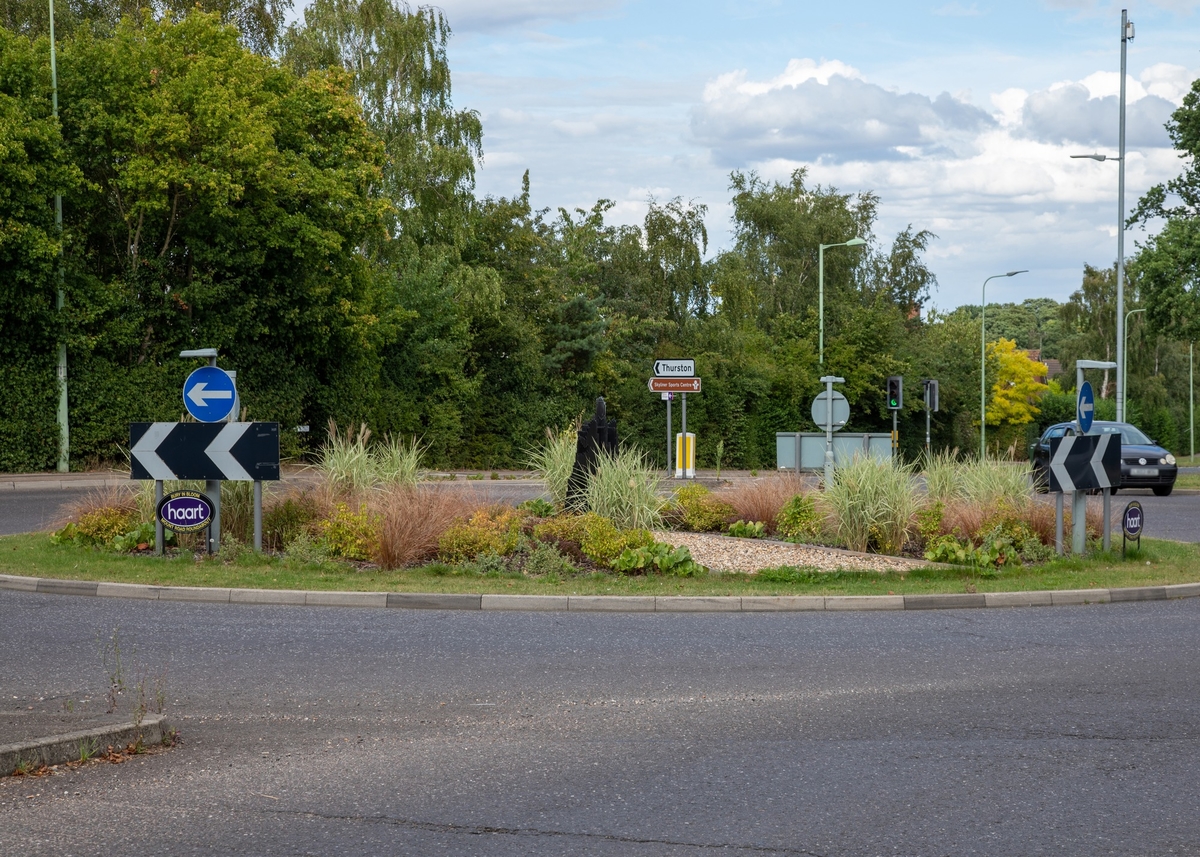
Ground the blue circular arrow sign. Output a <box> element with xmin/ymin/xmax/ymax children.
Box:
<box><xmin>183</xmin><ymin>366</ymin><xmax>236</xmax><ymax>423</ymax></box>
<box><xmin>1077</xmin><ymin>380</ymin><xmax>1095</xmax><ymax>434</ymax></box>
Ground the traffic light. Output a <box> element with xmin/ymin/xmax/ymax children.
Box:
<box><xmin>886</xmin><ymin>375</ymin><xmax>903</xmax><ymax>410</ymax></box>
<box><xmin>923</xmin><ymin>379</ymin><xmax>939</xmax><ymax>412</ymax></box>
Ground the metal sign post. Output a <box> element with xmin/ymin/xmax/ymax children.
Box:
<box><xmin>816</xmin><ymin>376</ymin><xmax>847</xmax><ymax>489</ymax></box>
<box><xmin>666</xmin><ymin>393</ymin><xmax>673</xmax><ymax>477</ymax></box>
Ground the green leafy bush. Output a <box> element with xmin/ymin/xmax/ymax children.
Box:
<box><xmin>284</xmin><ymin>532</ymin><xmax>333</xmax><ymax>566</ymax></box>
<box><xmin>438</xmin><ymin>506</ymin><xmax>522</xmax><ymax>563</ymax></box>
<box><xmin>518</xmin><ymin>498</ymin><xmax>556</xmax><ymax>518</ymax></box>
<box><xmin>612</xmin><ymin>542</ymin><xmax>706</xmax><ymax>576</ymax></box>
<box><xmin>53</xmin><ymin>507</ymin><xmax>139</xmax><ymax>548</ymax></box>
<box><xmin>532</xmin><ymin>513</ymin><xmax>652</xmax><ymax>567</ymax></box>
<box><xmin>775</xmin><ymin>494</ymin><xmax>824</xmax><ymax>543</ymax></box>
<box><xmin>111</xmin><ymin>522</ymin><xmax>160</xmax><ymax>553</ymax></box>
<box><xmin>915</xmin><ymin>502</ymin><xmax>945</xmax><ymax>549</ymax></box>
<box><xmin>318</xmin><ymin>502</ymin><xmax>379</xmax><ymax>561</ymax></box>
<box><xmin>263</xmin><ymin>494</ymin><xmax>322</xmax><ymax>551</ymax></box>
<box><xmin>519</xmin><ymin>540</ymin><xmax>577</xmax><ymax>577</ymax></box>
<box><xmin>673</xmin><ymin>484</ymin><xmax>734</xmax><ymax>532</ymax></box>
<box><xmin>727</xmin><ymin>520</ymin><xmax>766</xmax><ymax>539</ymax></box>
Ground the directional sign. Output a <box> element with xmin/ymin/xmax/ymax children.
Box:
<box><xmin>1048</xmin><ymin>433</ymin><xmax>1120</xmax><ymax>493</ymax></box>
<box><xmin>648</xmin><ymin>377</ymin><xmax>701</xmax><ymax>393</ymax></box>
<box><xmin>811</xmin><ymin>390</ymin><xmax>849</xmax><ymax>431</ymax></box>
<box><xmin>130</xmin><ymin>422</ymin><xmax>280</xmax><ymax>481</ymax></box>
<box><xmin>183</xmin><ymin>366</ymin><xmax>237</xmax><ymax>423</ymax></box>
<box><xmin>653</xmin><ymin>359</ymin><xmax>695</xmax><ymax>377</ymax></box>
<box><xmin>1077</xmin><ymin>381</ymin><xmax>1095</xmax><ymax>434</ymax></box>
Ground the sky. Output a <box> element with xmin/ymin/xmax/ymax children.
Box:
<box><xmin>422</xmin><ymin>0</ymin><xmax>1199</xmax><ymax>311</ymax></box>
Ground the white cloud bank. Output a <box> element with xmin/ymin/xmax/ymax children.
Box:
<box><xmin>687</xmin><ymin>58</ymin><xmax>1197</xmax><ymax>306</ymax></box>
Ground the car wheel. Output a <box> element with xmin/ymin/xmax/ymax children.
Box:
<box><xmin>1153</xmin><ymin>485</ymin><xmax>1174</xmax><ymax>497</ymax></box>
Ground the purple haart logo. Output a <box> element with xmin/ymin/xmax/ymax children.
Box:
<box><xmin>1122</xmin><ymin>501</ymin><xmax>1144</xmax><ymax>539</ymax></box>
<box><xmin>157</xmin><ymin>491</ymin><xmax>214</xmax><ymax>533</ymax></box>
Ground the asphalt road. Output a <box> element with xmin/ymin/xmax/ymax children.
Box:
<box><xmin>2</xmin><ymin>592</ymin><xmax>1199</xmax><ymax>855</ymax></box>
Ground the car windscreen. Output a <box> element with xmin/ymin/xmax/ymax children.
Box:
<box><xmin>1097</xmin><ymin>424</ymin><xmax>1152</xmax><ymax>445</ymax></box>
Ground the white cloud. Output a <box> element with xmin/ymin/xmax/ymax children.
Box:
<box><xmin>692</xmin><ymin>61</ymin><xmax>994</xmax><ymax>164</ymax></box>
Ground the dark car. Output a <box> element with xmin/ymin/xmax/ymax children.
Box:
<box><xmin>1030</xmin><ymin>420</ymin><xmax>1178</xmax><ymax>496</ymax></box>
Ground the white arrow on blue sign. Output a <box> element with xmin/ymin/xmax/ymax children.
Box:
<box><xmin>183</xmin><ymin>366</ymin><xmax>237</xmax><ymax>423</ymax></box>
<box><xmin>1077</xmin><ymin>380</ymin><xmax>1095</xmax><ymax>434</ymax></box>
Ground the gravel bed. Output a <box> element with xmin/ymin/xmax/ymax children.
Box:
<box><xmin>652</xmin><ymin>531</ymin><xmax>931</xmax><ymax>574</ymax></box>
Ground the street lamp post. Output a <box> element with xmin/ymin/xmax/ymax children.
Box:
<box><xmin>817</xmin><ymin>237</ymin><xmax>867</xmax><ymax>365</ymax></box>
<box><xmin>1070</xmin><ymin>9</ymin><xmax>1134</xmax><ymax>422</ymax></box>
<box><xmin>49</xmin><ymin>0</ymin><xmax>68</xmax><ymax>472</ymax></box>
<box><xmin>1123</xmin><ymin>307</ymin><xmax>1144</xmax><ymax>414</ymax></box>
<box><xmin>980</xmin><ymin>270</ymin><xmax>1029</xmax><ymax>459</ymax></box>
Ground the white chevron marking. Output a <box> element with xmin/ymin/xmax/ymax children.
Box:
<box><xmin>132</xmin><ymin>423</ymin><xmax>176</xmax><ymax>480</ymax></box>
<box><xmin>205</xmin><ymin>423</ymin><xmax>252</xmax><ymax>481</ymax></box>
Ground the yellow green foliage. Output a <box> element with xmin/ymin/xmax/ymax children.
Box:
<box><xmin>533</xmin><ymin>513</ymin><xmax>652</xmax><ymax>566</ymax></box>
<box><xmin>673</xmin><ymin>484</ymin><xmax>735</xmax><ymax>532</ymax></box>
<box><xmin>54</xmin><ymin>507</ymin><xmax>139</xmax><ymax>547</ymax></box>
<box><xmin>776</xmin><ymin>494</ymin><xmax>823</xmax><ymax>542</ymax></box>
<box><xmin>438</xmin><ymin>506</ymin><xmax>522</xmax><ymax>563</ymax></box>
<box><xmin>318</xmin><ymin>502</ymin><xmax>379</xmax><ymax>561</ymax></box>
<box><xmin>985</xmin><ymin>338</ymin><xmax>1049</xmax><ymax>427</ymax></box>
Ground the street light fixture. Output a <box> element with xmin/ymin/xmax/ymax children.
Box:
<box><xmin>1123</xmin><ymin>307</ymin><xmax>1145</xmax><ymax>414</ymax></box>
<box><xmin>1069</xmin><ymin>9</ymin><xmax>1134</xmax><ymax>422</ymax></box>
<box><xmin>49</xmin><ymin>0</ymin><xmax>67</xmax><ymax>472</ymax></box>
<box><xmin>817</xmin><ymin>237</ymin><xmax>867</xmax><ymax>365</ymax></box>
<box><xmin>980</xmin><ymin>270</ymin><xmax>1029</xmax><ymax>459</ymax></box>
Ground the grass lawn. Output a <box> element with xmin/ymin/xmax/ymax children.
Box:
<box><xmin>1173</xmin><ymin>473</ymin><xmax>1200</xmax><ymax>490</ymax></box>
<box><xmin>1</xmin><ymin>533</ymin><xmax>1197</xmax><ymax>598</ymax></box>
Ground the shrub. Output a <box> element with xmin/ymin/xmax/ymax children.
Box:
<box><xmin>54</xmin><ymin>506</ymin><xmax>139</xmax><ymax>548</ymax></box>
<box><xmin>284</xmin><ymin>532</ymin><xmax>333</xmax><ymax>566</ymax></box>
<box><xmin>518</xmin><ymin>540</ymin><xmax>578</xmax><ymax>577</ymax></box>
<box><xmin>371</xmin><ymin>486</ymin><xmax>476</xmax><ymax>569</ymax></box>
<box><xmin>717</xmin><ymin>474</ymin><xmax>806</xmax><ymax>534</ymax></box>
<box><xmin>612</xmin><ymin>542</ymin><xmax>706</xmax><ymax>576</ymax></box>
<box><xmin>527</xmin><ymin>421</ymin><xmax>579</xmax><ymax>511</ymax></box>
<box><xmin>776</xmin><ymin>494</ymin><xmax>824</xmax><ymax>543</ymax></box>
<box><xmin>518</xmin><ymin>497</ymin><xmax>555</xmax><ymax>518</ymax></box>
<box><xmin>263</xmin><ymin>492</ymin><xmax>324</xmax><ymax>551</ymax></box>
<box><xmin>673</xmin><ymin>484</ymin><xmax>735</xmax><ymax>532</ymax></box>
<box><xmin>532</xmin><ymin>513</ymin><xmax>652</xmax><ymax>567</ymax></box>
<box><xmin>318</xmin><ymin>502</ymin><xmax>379</xmax><ymax>561</ymax></box>
<box><xmin>585</xmin><ymin>446</ymin><xmax>663</xmax><ymax>531</ymax></box>
<box><xmin>438</xmin><ymin>506</ymin><xmax>523</xmax><ymax>564</ymax></box>
<box><xmin>956</xmin><ymin>454</ymin><xmax>1033</xmax><ymax>508</ymax></box>
<box><xmin>920</xmin><ymin>449</ymin><xmax>961</xmax><ymax>505</ymax></box>
<box><xmin>823</xmin><ymin>455</ymin><xmax>919</xmax><ymax>554</ymax></box>
<box><xmin>727</xmin><ymin>520</ymin><xmax>766</xmax><ymax>539</ymax></box>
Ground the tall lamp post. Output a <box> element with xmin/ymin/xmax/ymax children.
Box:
<box><xmin>1071</xmin><ymin>9</ymin><xmax>1134</xmax><ymax>422</ymax></box>
<box><xmin>817</xmin><ymin>237</ymin><xmax>867</xmax><ymax>365</ymax></box>
<box><xmin>980</xmin><ymin>270</ymin><xmax>1029</xmax><ymax>458</ymax></box>
<box><xmin>1123</xmin><ymin>307</ymin><xmax>1144</xmax><ymax>414</ymax></box>
<box><xmin>49</xmin><ymin>0</ymin><xmax>68</xmax><ymax>472</ymax></box>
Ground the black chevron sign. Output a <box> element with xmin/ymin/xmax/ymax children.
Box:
<box><xmin>130</xmin><ymin>423</ymin><xmax>280</xmax><ymax>481</ymax></box>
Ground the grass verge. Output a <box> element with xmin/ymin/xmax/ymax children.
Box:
<box><xmin>1</xmin><ymin>533</ymin><xmax>1197</xmax><ymax>598</ymax></box>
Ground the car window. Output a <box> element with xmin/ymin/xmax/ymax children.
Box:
<box><xmin>1095</xmin><ymin>424</ymin><xmax>1151</xmax><ymax>444</ymax></box>
<box><xmin>1042</xmin><ymin>426</ymin><xmax>1068</xmax><ymax>443</ymax></box>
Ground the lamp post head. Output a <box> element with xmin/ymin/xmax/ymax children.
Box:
<box><xmin>1005</xmin><ymin>270</ymin><xmax>1029</xmax><ymax>277</ymax></box>
<box><xmin>1070</xmin><ymin>153</ymin><xmax>1121</xmax><ymax>162</ymax></box>
<box><xmin>844</xmin><ymin>237</ymin><xmax>867</xmax><ymax>247</ymax></box>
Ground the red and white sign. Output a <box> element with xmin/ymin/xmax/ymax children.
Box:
<box><xmin>648</xmin><ymin>377</ymin><xmax>701</xmax><ymax>393</ymax></box>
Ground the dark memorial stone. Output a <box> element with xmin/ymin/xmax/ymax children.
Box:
<box><xmin>566</xmin><ymin>397</ymin><xmax>619</xmax><ymax>511</ymax></box>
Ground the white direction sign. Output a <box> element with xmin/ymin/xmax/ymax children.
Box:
<box><xmin>653</xmin><ymin>359</ymin><xmax>695</xmax><ymax>377</ymax></box>
<box><xmin>183</xmin><ymin>366</ymin><xmax>237</xmax><ymax>422</ymax></box>
<box><xmin>811</xmin><ymin>390</ymin><xmax>849</xmax><ymax>430</ymax></box>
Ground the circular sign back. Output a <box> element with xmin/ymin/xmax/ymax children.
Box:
<box><xmin>1122</xmin><ymin>500</ymin><xmax>1144</xmax><ymax>539</ymax></box>
<box><xmin>157</xmin><ymin>490</ymin><xmax>214</xmax><ymax>533</ymax></box>
<box><xmin>811</xmin><ymin>390</ymin><xmax>849</xmax><ymax>431</ymax></box>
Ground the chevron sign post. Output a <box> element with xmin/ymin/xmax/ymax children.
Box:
<box><xmin>1048</xmin><ymin>434</ymin><xmax>1121</xmax><ymax>556</ymax></box>
<box><xmin>131</xmin><ymin>422</ymin><xmax>279</xmax><ymax>556</ymax></box>
<box><xmin>130</xmin><ymin>423</ymin><xmax>280</xmax><ymax>482</ymax></box>
<box><xmin>1047</xmin><ymin>434</ymin><xmax>1120</xmax><ymax>493</ymax></box>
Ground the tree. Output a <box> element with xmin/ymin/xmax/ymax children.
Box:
<box><xmin>1058</xmin><ymin>264</ymin><xmax>1118</xmax><ymax>397</ymax></box>
<box><xmin>282</xmin><ymin>0</ymin><xmax>482</xmax><ymax>247</ymax></box>
<box><xmin>986</xmin><ymin>339</ymin><xmax>1048</xmax><ymax>427</ymax></box>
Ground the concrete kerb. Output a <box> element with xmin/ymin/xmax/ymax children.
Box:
<box><xmin>0</xmin><ymin>716</ymin><xmax>170</xmax><ymax>777</ymax></box>
<box><xmin>3</xmin><ymin>573</ymin><xmax>1200</xmax><ymax>613</ymax></box>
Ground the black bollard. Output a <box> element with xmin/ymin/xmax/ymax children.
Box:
<box><xmin>565</xmin><ymin>397</ymin><xmax>620</xmax><ymax>511</ymax></box>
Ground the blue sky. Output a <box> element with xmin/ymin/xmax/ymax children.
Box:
<box><xmin>429</xmin><ymin>0</ymin><xmax>1199</xmax><ymax>310</ymax></box>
